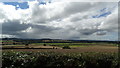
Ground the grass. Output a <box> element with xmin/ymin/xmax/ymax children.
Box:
<box><xmin>31</xmin><ymin>42</ymin><xmax>117</xmax><ymax>47</ymax></box>
<box><xmin>69</xmin><ymin>45</ymin><xmax>89</xmax><ymax>47</ymax></box>
<box><xmin>0</xmin><ymin>40</ymin><xmax>13</xmax><ymax>42</ymax></box>
<box><xmin>32</xmin><ymin>43</ymin><xmax>70</xmax><ymax>45</ymax></box>
<box><xmin>3</xmin><ymin>45</ymin><xmax>25</xmax><ymax>46</ymax></box>
<box><xmin>2</xmin><ymin>42</ymin><xmax>117</xmax><ymax>49</ymax></box>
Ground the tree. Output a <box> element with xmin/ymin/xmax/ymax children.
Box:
<box><xmin>43</xmin><ymin>44</ymin><xmax>46</xmax><ymax>46</ymax></box>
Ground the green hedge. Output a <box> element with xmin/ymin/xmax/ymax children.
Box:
<box><xmin>62</xmin><ymin>46</ymin><xmax>71</xmax><ymax>49</ymax></box>
<box><xmin>2</xmin><ymin>51</ymin><xmax>118</xmax><ymax>68</ymax></box>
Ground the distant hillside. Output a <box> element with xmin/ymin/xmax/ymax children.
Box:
<box><xmin>1</xmin><ymin>38</ymin><xmax>119</xmax><ymax>45</ymax></box>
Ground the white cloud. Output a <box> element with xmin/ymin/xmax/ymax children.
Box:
<box><xmin>98</xmin><ymin>6</ymin><xmax>118</xmax><ymax>32</ymax></box>
<box><xmin>52</xmin><ymin>0</ymin><xmax>119</xmax><ymax>2</ymax></box>
<box><xmin>0</xmin><ymin>1</ymin><xmax>118</xmax><ymax>40</ymax></box>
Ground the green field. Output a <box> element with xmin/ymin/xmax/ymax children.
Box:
<box><xmin>31</xmin><ymin>42</ymin><xmax>118</xmax><ymax>47</ymax></box>
<box><xmin>32</xmin><ymin>42</ymin><xmax>117</xmax><ymax>45</ymax></box>
<box><xmin>2</xmin><ymin>42</ymin><xmax>118</xmax><ymax>49</ymax></box>
<box><xmin>0</xmin><ymin>40</ymin><xmax>13</xmax><ymax>42</ymax></box>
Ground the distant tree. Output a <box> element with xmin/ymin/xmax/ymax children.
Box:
<box><xmin>25</xmin><ymin>43</ymin><xmax>29</xmax><ymax>46</ymax></box>
<box><xmin>13</xmin><ymin>42</ymin><xmax>15</xmax><ymax>45</ymax></box>
<box><xmin>53</xmin><ymin>47</ymin><xmax>55</xmax><ymax>49</ymax></box>
<box><xmin>62</xmin><ymin>46</ymin><xmax>71</xmax><ymax>49</ymax></box>
<box><xmin>43</xmin><ymin>44</ymin><xmax>46</xmax><ymax>46</ymax></box>
<box><xmin>25</xmin><ymin>43</ymin><xmax>29</xmax><ymax>48</ymax></box>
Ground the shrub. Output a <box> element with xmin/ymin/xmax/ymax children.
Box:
<box><xmin>43</xmin><ymin>44</ymin><xmax>46</xmax><ymax>46</ymax></box>
<box><xmin>2</xmin><ymin>51</ymin><xmax>118</xmax><ymax>68</ymax></box>
<box><xmin>62</xmin><ymin>46</ymin><xmax>71</xmax><ymax>49</ymax></box>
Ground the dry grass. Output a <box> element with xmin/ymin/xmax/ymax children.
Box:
<box><xmin>2</xmin><ymin>45</ymin><xmax>118</xmax><ymax>53</ymax></box>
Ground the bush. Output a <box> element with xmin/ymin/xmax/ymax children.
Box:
<box><xmin>2</xmin><ymin>51</ymin><xmax>118</xmax><ymax>68</ymax></box>
<box><xmin>43</xmin><ymin>44</ymin><xmax>46</xmax><ymax>46</ymax></box>
<box><xmin>62</xmin><ymin>46</ymin><xmax>71</xmax><ymax>49</ymax></box>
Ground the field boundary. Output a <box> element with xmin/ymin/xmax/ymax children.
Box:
<box><xmin>2</xmin><ymin>48</ymin><xmax>54</xmax><ymax>49</ymax></box>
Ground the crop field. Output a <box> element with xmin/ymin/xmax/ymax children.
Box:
<box><xmin>31</xmin><ymin>42</ymin><xmax>118</xmax><ymax>47</ymax></box>
<box><xmin>2</xmin><ymin>45</ymin><xmax>118</xmax><ymax>53</ymax></box>
<box><xmin>2</xmin><ymin>42</ymin><xmax>118</xmax><ymax>53</ymax></box>
<box><xmin>2</xmin><ymin>42</ymin><xmax>119</xmax><ymax>68</ymax></box>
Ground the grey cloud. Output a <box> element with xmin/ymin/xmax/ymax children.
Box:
<box><xmin>70</xmin><ymin>15</ymin><xmax>89</xmax><ymax>22</ymax></box>
<box><xmin>39</xmin><ymin>2</ymin><xmax>96</xmax><ymax>23</ymax></box>
<box><xmin>78</xmin><ymin>29</ymin><xmax>98</xmax><ymax>35</ymax></box>
<box><xmin>99</xmin><ymin>13</ymin><xmax>118</xmax><ymax>32</ymax></box>
<box><xmin>13</xmin><ymin>24</ymin><xmax>61</xmax><ymax>39</ymax></box>
<box><xmin>31</xmin><ymin>5</ymin><xmax>48</xmax><ymax>23</ymax></box>
<box><xmin>64</xmin><ymin>2</ymin><xmax>93</xmax><ymax>15</ymax></box>
<box><xmin>31</xmin><ymin>24</ymin><xmax>60</xmax><ymax>34</ymax></box>
<box><xmin>96</xmin><ymin>31</ymin><xmax>107</xmax><ymax>35</ymax></box>
<box><xmin>2</xmin><ymin>20</ymin><xmax>30</xmax><ymax>35</ymax></box>
<box><xmin>50</xmin><ymin>2</ymin><xmax>93</xmax><ymax>21</ymax></box>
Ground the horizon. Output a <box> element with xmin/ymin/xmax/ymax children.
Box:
<box><xmin>1</xmin><ymin>37</ymin><xmax>119</xmax><ymax>41</ymax></box>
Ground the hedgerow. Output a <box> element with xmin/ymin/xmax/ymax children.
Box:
<box><xmin>2</xmin><ymin>51</ymin><xmax>119</xmax><ymax>68</ymax></box>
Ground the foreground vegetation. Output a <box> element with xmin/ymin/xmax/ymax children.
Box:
<box><xmin>2</xmin><ymin>51</ymin><xmax>119</xmax><ymax>68</ymax></box>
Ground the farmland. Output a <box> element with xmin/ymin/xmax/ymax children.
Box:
<box><xmin>2</xmin><ymin>42</ymin><xmax>118</xmax><ymax>53</ymax></box>
<box><xmin>1</xmin><ymin>38</ymin><xmax>119</xmax><ymax>68</ymax></box>
<box><xmin>2</xmin><ymin>45</ymin><xmax>118</xmax><ymax>53</ymax></box>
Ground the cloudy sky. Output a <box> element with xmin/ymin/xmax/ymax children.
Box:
<box><xmin>0</xmin><ymin>0</ymin><xmax>119</xmax><ymax>40</ymax></box>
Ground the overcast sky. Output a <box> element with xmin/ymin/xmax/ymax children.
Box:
<box><xmin>0</xmin><ymin>0</ymin><xmax>119</xmax><ymax>40</ymax></box>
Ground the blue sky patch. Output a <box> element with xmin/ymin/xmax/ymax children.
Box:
<box><xmin>39</xmin><ymin>0</ymin><xmax>52</xmax><ymax>5</ymax></box>
<box><xmin>39</xmin><ymin>1</ymin><xmax>46</xmax><ymax>5</ymax></box>
<box><xmin>92</xmin><ymin>11</ymin><xmax>111</xmax><ymax>18</ymax></box>
<box><xmin>3</xmin><ymin>0</ymin><xmax>52</xmax><ymax>10</ymax></box>
<box><xmin>100</xmin><ymin>8</ymin><xmax>106</xmax><ymax>12</ymax></box>
<box><xmin>3</xmin><ymin>2</ymin><xmax>29</xmax><ymax>10</ymax></box>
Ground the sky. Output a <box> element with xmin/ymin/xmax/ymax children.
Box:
<box><xmin>0</xmin><ymin>0</ymin><xmax>119</xmax><ymax>41</ymax></box>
